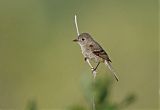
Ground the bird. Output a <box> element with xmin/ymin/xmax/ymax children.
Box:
<box><xmin>73</xmin><ymin>32</ymin><xmax>119</xmax><ymax>81</ymax></box>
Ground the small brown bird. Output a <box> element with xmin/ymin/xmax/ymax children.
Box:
<box><xmin>73</xmin><ymin>33</ymin><xmax>119</xmax><ymax>81</ymax></box>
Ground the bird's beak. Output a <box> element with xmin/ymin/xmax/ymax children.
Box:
<box><xmin>73</xmin><ymin>39</ymin><xmax>78</xmax><ymax>42</ymax></box>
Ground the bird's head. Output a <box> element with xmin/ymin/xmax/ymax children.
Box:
<box><xmin>73</xmin><ymin>33</ymin><xmax>93</xmax><ymax>46</ymax></box>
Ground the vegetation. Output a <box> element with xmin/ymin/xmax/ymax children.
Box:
<box><xmin>69</xmin><ymin>76</ymin><xmax>136</xmax><ymax>110</ymax></box>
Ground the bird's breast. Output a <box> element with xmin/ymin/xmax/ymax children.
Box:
<box><xmin>80</xmin><ymin>45</ymin><xmax>102</xmax><ymax>62</ymax></box>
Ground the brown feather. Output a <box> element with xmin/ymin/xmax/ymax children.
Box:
<box><xmin>93</xmin><ymin>50</ymin><xmax>112</xmax><ymax>62</ymax></box>
<box><xmin>89</xmin><ymin>42</ymin><xmax>112</xmax><ymax>62</ymax></box>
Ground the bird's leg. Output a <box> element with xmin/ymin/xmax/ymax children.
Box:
<box><xmin>92</xmin><ymin>62</ymin><xmax>100</xmax><ymax>72</ymax></box>
<box><xmin>85</xmin><ymin>58</ymin><xmax>97</xmax><ymax>79</ymax></box>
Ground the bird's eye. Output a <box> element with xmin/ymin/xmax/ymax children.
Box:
<box><xmin>82</xmin><ymin>38</ymin><xmax>85</xmax><ymax>41</ymax></box>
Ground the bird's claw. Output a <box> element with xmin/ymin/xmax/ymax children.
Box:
<box><xmin>91</xmin><ymin>68</ymin><xmax>97</xmax><ymax>79</ymax></box>
<box><xmin>84</xmin><ymin>57</ymin><xmax>87</xmax><ymax>61</ymax></box>
<box><xmin>92</xmin><ymin>68</ymin><xmax>96</xmax><ymax>72</ymax></box>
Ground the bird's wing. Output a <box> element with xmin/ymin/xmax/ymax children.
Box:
<box><xmin>89</xmin><ymin>42</ymin><xmax>111</xmax><ymax>62</ymax></box>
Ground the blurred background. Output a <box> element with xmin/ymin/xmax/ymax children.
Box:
<box><xmin>0</xmin><ymin>0</ymin><xmax>158</xmax><ymax>110</ymax></box>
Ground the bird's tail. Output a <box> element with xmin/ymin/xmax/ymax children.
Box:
<box><xmin>104</xmin><ymin>60</ymin><xmax>119</xmax><ymax>81</ymax></box>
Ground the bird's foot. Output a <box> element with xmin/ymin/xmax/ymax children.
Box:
<box><xmin>84</xmin><ymin>57</ymin><xmax>87</xmax><ymax>61</ymax></box>
<box><xmin>91</xmin><ymin>68</ymin><xmax>97</xmax><ymax>79</ymax></box>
